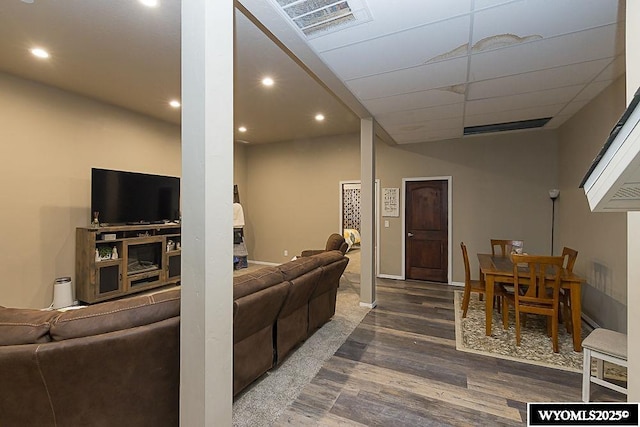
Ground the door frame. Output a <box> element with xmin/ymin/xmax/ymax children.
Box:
<box><xmin>339</xmin><ymin>180</ymin><xmax>380</xmax><ymax>277</ymax></box>
<box><xmin>401</xmin><ymin>176</ymin><xmax>452</xmax><ymax>283</ymax></box>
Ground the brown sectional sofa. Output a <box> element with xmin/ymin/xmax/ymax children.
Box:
<box><xmin>232</xmin><ymin>248</ymin><xmax>348</xmax><ymax>396</ymax></box>
<box><xmin>232</xmin><ymin>266</ymin><xmax>290</xmax><ymax>395</ymax></box>
<box><xmin>307</xmin><ymin>251</ymin><xmax>349</xmax><ymax>333</ymax></box>
<box><xmin>0</xmin><ymin>240</ymin><xmax>349</xmax><ymax>425</ymax></box>
<box><xmin>300</xmin><ymin>232</ymin><xmax>348</xmax><ymax>257</ymax></box>
<box><xmin>0</xmin><ymin>288</ymin><xmax>181</xmax><ymax>427</ymax></box>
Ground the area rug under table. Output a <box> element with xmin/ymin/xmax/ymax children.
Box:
<box><xmin>454</xmin><ymin>290</ymin><xmax>591</xmax><ymax>372</ymax></box>
<box><xmin>454</xmin><ymin>291</ymin><xmax>628</xmax><ymax>384</ymax></box>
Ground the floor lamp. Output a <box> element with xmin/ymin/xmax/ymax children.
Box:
<box><xmin>549</xmin><ymin>189</ymin><xmax>560</xmax><ymax>255</ymax></box>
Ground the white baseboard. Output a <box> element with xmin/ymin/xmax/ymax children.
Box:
<box><xmin>581</xmin><ymin>312</ymin><xmax>600</xmax><ymax>329</ymax></box>
<box><xmin>359</xmin><ymin>301</ymin><xmax>377</xmax><ymax>309</ymax></box>
<box><xmin>248</xmin><ymin>260</ymin><xmax>279</xmax><ymax>266</ymax></box>
<box><xmin>377</xmin><ymin>274</ymin><xmax>403</xmax><ymax>280</ymax></box>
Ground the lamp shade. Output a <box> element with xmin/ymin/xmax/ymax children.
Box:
<box><xmin>549</xmin><ymin>189</ymin><xmax>560</xmax><ymax>199</ymax></box>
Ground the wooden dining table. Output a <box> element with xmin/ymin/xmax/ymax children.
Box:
<box><xmin>477</xmin><ymin>253</ymin><xmax>586</xmax><ymax>351</ymax></box>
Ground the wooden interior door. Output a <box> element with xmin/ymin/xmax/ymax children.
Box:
<box><xmin>405</xmin><ymin>180</ymin><xmax>448</xmax><ymax>282</ymax></box>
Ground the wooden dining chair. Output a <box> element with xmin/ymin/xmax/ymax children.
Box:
<box><xmin>560</xmin><ymin>247</ymin><xmax>579</xmax><ymax>332</ymax></box>
<box><xmin>504</xmin><ymin>254</ymin><xmax>565</xmax><ymax>352</ymax></box>
<box><xmin>563</xmin><ymin>247</ymin><xmax>578</xmax><ymax>272</ymax></box>
<box><xmin>490</xmin><ymin>239</ymin><xmax>524</xmax><ymax>301</ymax></box>
<box><xmin>490</xmin><ymin>239</ymin><xmax>524</xmax><ymax>256</ymax></box>
<box><xmin>460</xmin><ymin>242</ymin><xmax>508</xmax><ymax>328</ymax></box>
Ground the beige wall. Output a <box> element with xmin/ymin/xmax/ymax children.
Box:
<box><xmin>0</xmin><ymin>72</ymin><xmax>181</xmax><ymax>308</ymax></box>
<box><xmin>377</xmin><ymin>132</ymin><xmax>559</xmax><ymax>279</ymax></box>
<box><xmin>243</xmin><ymin>133</ymin><xmax>360</xmax><ymax>264</ymax></box>
<box><xmin>244</xmin><ymin>129</ymin><xmax>558</xmax><ymax>283</ymax></box>
<box><xmin>557</xmin><ymin>77</ymin><xmax>627</xmax><ymax>331</ymax></box>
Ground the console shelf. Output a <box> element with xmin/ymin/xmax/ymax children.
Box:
<box><xmin>76</xmin><ymin>223</ymin><xmax>181</xmax><ymax>304</ymax></box>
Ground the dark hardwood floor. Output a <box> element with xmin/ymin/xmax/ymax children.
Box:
<box><xmin>277</xmin><ymin>278</ymin><xmax>624</xmax><ymax>426</ymax></box>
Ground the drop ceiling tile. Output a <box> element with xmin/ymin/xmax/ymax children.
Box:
<box><xmin>545</xmin><ymin>114</ymin><xmax>572</xmax><ymax>129</ymax></box>
<box><xmin>318</xmin><ymin>15</ymin><xmax>470</xmax><ymax>80</ymax></box>
<box><xmin>472</xmin><ymin>0</ymin><xmax>621</xmax><ymax>46</ymax></box>
<box><xmin>308</xmin><ymin>0</ymin><xmax>473</xmax><ymax>53</ymax></box>
<box><xmin>593</xmin><ymin>55</ymin><xmax>625</xmax><ymax>82</ymax></box>
<box><xmin>473</xmin><ymin>0</ymin><xmax>520</xmax><ymax>11</ymax></box>
<box><xmin>364</xmin><ymin>88</ymin><xmax>464</xmax><ymax>115</ymax></box>
<box><xmin>383</xmin><ymin>116</ymin><xmax>462</xmax><ymax>132</ymax></box>
<box><xmin>467</xmin><ymin>59</ymin><xmax>611</xmax><ymax>100</ymax></box>
<box><xmin>346</xmin><ymin>56</ymin><xmax>468</xmax><ymax>100</ymax></box>
<box><xmin>394</xmin><ymin>128</ymin><xmax>463</xmax><ymax>144</ymax></box>
<box><xmin>466</xmin><ymin>85</ymin><xmax>583</xmax><ymax>116</ymax></box>
<box><xmin>376</xmin><ymin>103</ymin><xmax>464</xmax><ymax>126</ymax></box>
<box><xmin>556</xmin><ymin>99</ymin><xmax>590</xmax><ymax>117</ymax></box>
<box><xmin>464</xmin><ymin>103</ymin><xmax>563</xmax><ymax>127</ymax></box>
<box><xmin>469</xmin><ymin>24</ymin><xmax>623</xmax><ymax>82</ymax></box>
<box><xmin>574</xmin><ymin>80</ymin><xmax>614</xmax><ymax>102</ymax></box>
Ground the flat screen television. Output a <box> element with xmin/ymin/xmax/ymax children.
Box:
<box><xmin>91</xmin><ymin>168</ymin><xmax>180</xmax><ymax>225</ymax></box>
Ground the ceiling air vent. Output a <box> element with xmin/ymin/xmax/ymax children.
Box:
<box><xmin>612</xmin><ymin>183</ymin><xmax>640</xmax><ymax>200</ymax></box>
<box><xmin>464</xmin><ymin>117</ymin><xmax>551</xmax><ymax>136</ymax></box>
<box><xmin>274</xmin><ymin>0</ymin><xmax>371</xmax><ymax>38</ymax></box>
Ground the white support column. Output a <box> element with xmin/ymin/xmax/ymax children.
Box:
<box><xmin>360</xmin><ymin>118</ymin><xmax>376</xmax><ymax>308</ymax></box>
<box><xmin>626</xmin><ymin>0</ymin><xmax>639</xmax><ymax>402</ymax></box>
<box><xmin>628</xmin><ymin>211</ymin><xmax>640</xmax><ymax>400</ymax></box>
<box><xmin>181</xmin><ymin>0</ymin><xmax>233</xmax><ymax>424</ymax></box>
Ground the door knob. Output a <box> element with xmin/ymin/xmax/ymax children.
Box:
<box><xmin>407</xmin><ymin>232</ymin><xmax>414</xmax><ymax>237</ymax></box>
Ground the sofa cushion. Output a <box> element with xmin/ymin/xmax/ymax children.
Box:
<box><xmin>233</xmin><ymin>267</ymin><xmax>284</xmax><ymax>300</ymax></box>
<box><xmin>0</xmin><ymin>307</ymin><xmax>59</xmax><ymax>345</ymax></box>
<box><xmin>49</xmin><ymin>288</ymin><xmax>180</xmax><ymax>341</ymax></box>
<box><xmin>312</xmin><ymin>250</ymin><xmax>345</xmax><ymax>266</ymax></box>
<box><xmin>278</xmin><ymin>256</ymin><xmax>323</xmax><ymax>281</ymax></box>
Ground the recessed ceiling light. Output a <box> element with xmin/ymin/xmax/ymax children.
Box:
<box><xmin>140</xmin><ymin>0</ymin><xmax>158</xmax><ymax>7</ymax></box>
<box><xmin>30</xmin><ymin>47</ymin><xmax>49</xmax><ymax>59</ymax></box>
<box><xmin>315</xmin><ymin>113</ymin><xmax>325</xmax><ymax>122</ymax></box>
<box><xmin>261</xmin><ymin>77</ymin><xmax>274</xmax><ymax>87</ymax></box>
<box><xmin>21</xmin><ymin>0</ymin><xmax>35</xmax><ymax>4</ymax></box>
<box><xmin>238</xmin><ymin>126</ymin><xmax>247</xmax><ymax>133</ymax></box>
<box><xmin>169</xmin><ymin>100</ymin><xmax>181</xmax><ymax>108</ymax></box>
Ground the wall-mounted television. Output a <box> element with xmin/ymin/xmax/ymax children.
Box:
<box><xmin>91</xmin><ymin>168</ymin><xmax>180</xmax><ymax>225</ymax></box>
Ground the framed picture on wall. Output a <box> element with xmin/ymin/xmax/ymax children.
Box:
<box><xmin>383</xmin><ymin>187</ymin><xmax>399</xmax><ymax>217</ymax></box>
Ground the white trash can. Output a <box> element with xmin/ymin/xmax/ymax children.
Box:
<box><xmin>52</xmin><ymin>277</ymin><xmax>73</xmax><ymax>309</ymax></box>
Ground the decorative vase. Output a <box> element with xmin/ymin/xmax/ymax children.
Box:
<box><xmin>91</xmin><ymin>211</ymin><xmax>100</xmax><ymax>229</ymax></box>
